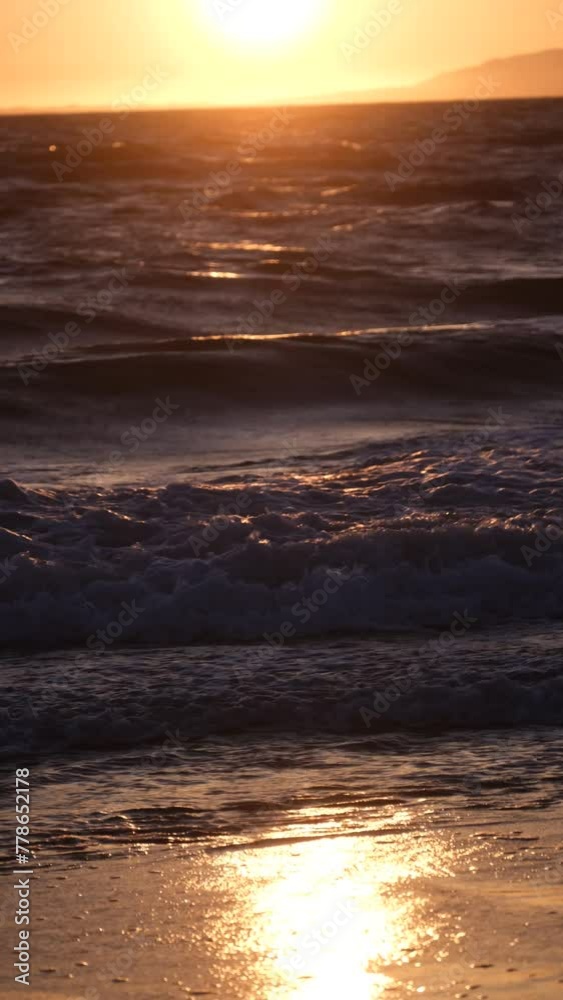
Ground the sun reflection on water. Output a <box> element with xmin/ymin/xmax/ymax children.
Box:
<box><xmin>222</xmin><ymin>831</ymin><xmax>449</xmax><ymax>998</ymax></box>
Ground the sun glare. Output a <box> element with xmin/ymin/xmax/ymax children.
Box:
<box><xmin>201</xmin><ymin>0</ymin><xmax>324</xmax><ymax>48</ymax></box>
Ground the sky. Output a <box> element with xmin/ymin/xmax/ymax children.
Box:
<box><xmin>1</xmin><ymin>0</ymin><xmax>561</xmax><ymax>111</ymax></box>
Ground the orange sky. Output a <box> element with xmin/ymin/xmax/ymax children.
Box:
<box><xmin>1</xmin><ymin>0</ymin><xmax>560</xmax><ymax>111</ymax></box>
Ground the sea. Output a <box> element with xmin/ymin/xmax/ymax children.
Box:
<box><xmin>0</xmin><ymin>98</ymin><xmax>562</xmax><ymax>868</ymax></box>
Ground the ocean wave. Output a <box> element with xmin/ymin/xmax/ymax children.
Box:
<box><xmin>2</xmin><ymin>625</ymin><xmax>563</xmax><ymax>759</ymax></box>
<box><xmin>0</xmin><ymin>457</ymin><xmax>561</xmax><ymax>650</ymax></box>
<box><xmin>4</xmin><ymin>322</ymin><xmax>562</xmax><ymax>407</ymax></box>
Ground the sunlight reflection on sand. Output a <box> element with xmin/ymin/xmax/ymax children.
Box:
<box><xmin>220</xmin><ymin>830</ymin><xmax>455</xmax><ymax>998</ymax></box>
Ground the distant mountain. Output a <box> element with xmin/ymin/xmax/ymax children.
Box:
<box><xmin>327</xmin><ymin>49</ymin><xmax>563</xmax><ymax>105</ymax></box>
<box><xmin>6</xmin><ymin>48</ymin><xmax>563</xmax><ymax>117</ymax></box>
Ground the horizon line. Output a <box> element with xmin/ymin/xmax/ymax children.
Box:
<box><xmin>4</xmin><ymin>44</ymin><xmax>563</xmax><ymax>117</ymax></box>
<box><xmin>2</xmin><ymin>91</ymin><xmax>563</xmax><ymax>118</ymax></box>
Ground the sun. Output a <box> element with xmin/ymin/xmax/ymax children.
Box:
<box><xmin>202</xmin><ymin>0</ymin><xmax>324</xmax><ymax>48</ymax></box>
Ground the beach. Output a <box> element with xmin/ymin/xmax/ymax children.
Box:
<box><xmin>2</xmin><ymin>804</ymin><xmax>562</xmax><ymax>999</ymax></box>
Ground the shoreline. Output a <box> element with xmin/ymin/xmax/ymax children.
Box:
<box><xmin>1</xmin><ymin>808</ymin><xmax>562</xmax><ymax>999</ymax></box>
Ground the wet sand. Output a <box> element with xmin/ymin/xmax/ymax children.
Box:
<box><xmin>1</xmin><ymin>808</ymin><xmax>562</xmax><ymax>999</ymax></box>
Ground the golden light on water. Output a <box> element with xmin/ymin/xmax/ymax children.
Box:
<box><xmin>258</xmin><ymin>842</ymin><xmax>403</xmax><ymax>999</ymax></box>
<box><xmin>214</xmin><ymin>831</ymin><xmax>452</xmax><ymax>998</ymax></box>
